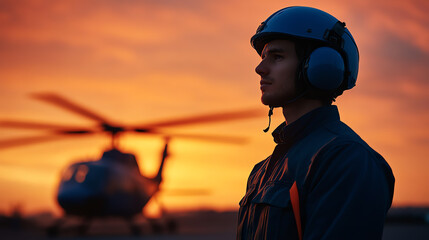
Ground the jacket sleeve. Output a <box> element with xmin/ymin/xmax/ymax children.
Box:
<box><xmin>302</xmin><ymin>140</ymin><xmax>394</xmax><ymax>240</ymax></box>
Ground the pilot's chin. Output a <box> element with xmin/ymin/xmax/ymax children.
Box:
<box><xmin>260</xmin><ymin>95</ymin><xmax>270</xmax><ymax>106</ymax></box>
<box><xmin>261</xmin><ymin>95</ymin><xmax>279</xmax><ymax>107</ymax></box>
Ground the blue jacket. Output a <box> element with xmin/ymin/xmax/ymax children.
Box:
<box><xmin>237</xmin><ymin>106</ymin><xmax>395</xmax><ymax>240</ymax></box>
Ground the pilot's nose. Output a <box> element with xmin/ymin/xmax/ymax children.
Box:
<box><xmin>255</xmin><ymin>59</ymin><xmax>268</xmax><ymax>77</ymax></box>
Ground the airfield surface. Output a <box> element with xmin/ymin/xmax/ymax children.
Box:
<box><xmin>1</xmin><ymin>210</ymin><xmax>429</xmax><ymax>240</ymax></box>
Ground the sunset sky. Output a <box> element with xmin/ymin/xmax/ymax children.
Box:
<box><xmin>0</xmin><ymin>0</ymin><xmax>428</xmax><ymax>216</ymax></box>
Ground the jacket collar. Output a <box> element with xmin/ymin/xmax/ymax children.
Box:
<box><xmin>272</xmin><ymin>105</ymin><xmax>340</xmax><ymax>145</ymax></box>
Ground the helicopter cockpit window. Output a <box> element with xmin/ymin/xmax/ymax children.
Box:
<box><xmin>62</xmin><ymin>166</ymin><xmax>76</xmax><ymax>181</ymax></box>
<box><xmin>75</xmin><ymin>165</ymin><xmax>89</xmax><ymax>183</ymax></box>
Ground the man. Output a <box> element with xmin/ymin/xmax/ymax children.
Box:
<box><xmin>237</xmin><ymin>6</ymin><xmax>395</xmax><ymax>240</ymax></box>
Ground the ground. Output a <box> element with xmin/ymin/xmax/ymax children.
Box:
<box><xmin>1</xmin><ymin>209</ymin><xmax>429</xmax><ymax>240</ymax></box>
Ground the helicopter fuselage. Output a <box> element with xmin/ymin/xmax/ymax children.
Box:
<box><xmin>57</xmin><ymin>149</ymin><xmax>162</xmax><ymax>218</ymax></box>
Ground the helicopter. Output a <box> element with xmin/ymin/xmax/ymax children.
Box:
<box><xmin>0</xmin><ymin>93</ymin><xmax>265</xmax><ymax>235</ymax></box>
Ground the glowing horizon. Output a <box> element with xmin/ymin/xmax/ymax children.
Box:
<box><xmin>1</xmin><ymin>0</ymin><xmax>428</xmax><ymax>216</ymax></box>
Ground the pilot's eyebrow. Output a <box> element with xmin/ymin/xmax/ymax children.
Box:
<box><xmin>261</xmin><ymin>48</ymin><xmax>286</xmax><ymax>58</ymax></box>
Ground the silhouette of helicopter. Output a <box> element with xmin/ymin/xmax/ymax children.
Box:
<box><xmin>0</xmin><ymin>93</ymin><xmax>265</xmax><ymax>235</ymax></box>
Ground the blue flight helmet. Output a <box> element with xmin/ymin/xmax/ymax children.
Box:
<box><xmin>251</xmin><ymin>6</ymin><xmax>359</xmax><ymax>93</ymax></box>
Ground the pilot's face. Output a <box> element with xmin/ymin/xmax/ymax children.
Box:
<box><xmin>256</xmin><ymin>39</ymin><xmax>299</xmax><ymax>107</ymax></box>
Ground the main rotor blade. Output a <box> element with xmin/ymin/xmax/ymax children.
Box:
<box><xmin>133</xmin><ymin>108</ymin><xmax>266</xmax><ymax>130</ymax></box>
<box><xmin>31</xmin><ymin>93</ymin><xmax>111</xmax><ymax>123</ymax></box>
<box><xmin>0</xmin><ymin>119</ymin><xmax>91</xmax><ymax>130</ymax></box>
<box><xmin>0</xmin><ymin>133</ymin><xmax>93</xmax><ymax>149</ymax></box>
<box><xmin>168</xmin><ymin>133</ymin><xmax>247</xmax><ymax>144</ymax></box>
<box><xmin>142</xmin><ymin>130</ymin><xmax>247</xmax><ymax>144</ymax></box>
<box><xmin>0</xmin><ymin>136</ymin><xmax>59</xmax><ymax>149</ymax></box>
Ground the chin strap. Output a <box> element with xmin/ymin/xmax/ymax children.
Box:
<box><xmin>262</xmin><ymin>90</ymin><xmax>308</xmax><ymax>133</ymax></box>
<box><xmin>263</xmin><ymin>106</ymin><xmax>274</xmax><ymax>133</ymax></box>
<box><xmin>262</xmin><ymin>90</ymin><xmax>309</xmax><ymax>133</ymax></box>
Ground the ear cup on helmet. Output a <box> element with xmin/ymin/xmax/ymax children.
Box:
<box><xmin>304</xmin><ymin>47</ymin><xmax>345</xmax><ymax>91</ymax></box>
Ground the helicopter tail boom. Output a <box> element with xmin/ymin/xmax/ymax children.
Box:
<box><xmin>153</xmin><ymin>139</ymin><xmax>169</xmax><ymax>183</ymax></box>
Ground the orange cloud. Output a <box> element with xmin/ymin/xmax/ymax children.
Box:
<box><xmin>0</xmin><ymin>0</ymin><xmax>428</xmax><ymax>214</ymax></box>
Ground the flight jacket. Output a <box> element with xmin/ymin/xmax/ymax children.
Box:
<box><xmin>237</xmin><ymin>105</ymin><xmax>395</xmax><ymax>240</ymax></box>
